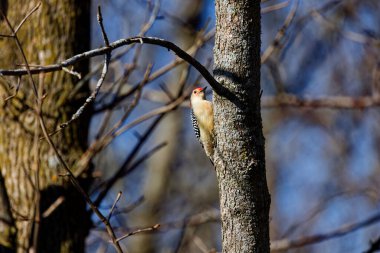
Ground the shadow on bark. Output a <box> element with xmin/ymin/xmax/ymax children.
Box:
<box><xmin>37</xmin><ymin>184</ymin><xmax>92</xmax><ymax>253</ymax></box>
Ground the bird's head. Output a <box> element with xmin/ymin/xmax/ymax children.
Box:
<box><xmin>190</xmin><ymin>86</ymin><xmax>207</xmax><ymax>102</ymax></box>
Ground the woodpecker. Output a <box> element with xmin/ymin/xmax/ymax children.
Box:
<box><xmin>190</xmin><ymin>86</ymin><xmax>214</xmax><ymax>162</ymax></box>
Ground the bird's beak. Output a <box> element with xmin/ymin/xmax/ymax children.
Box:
<box><xmin>201</xmin><ymin>86</ymin><xmax>207</xmax><ymax>92</ymax></box>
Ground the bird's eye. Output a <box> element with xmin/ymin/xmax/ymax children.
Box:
<box><xmin>193</xmin><ymin>91</ymin><xmax>196</xmax><ymax>94</ymax></box>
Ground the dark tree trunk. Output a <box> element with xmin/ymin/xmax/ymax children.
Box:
<box><xmin>0</xmin><ymin>1</ymin><xmax>91</xmax><ymax>252</ymax></box>
<box><xmin>213</xmin><ymin>1</ymin><xmax>271</xmax><ymax>252</ymax></box>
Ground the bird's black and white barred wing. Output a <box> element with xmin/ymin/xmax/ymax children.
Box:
<box><xmin>191</xmin><ymin>110</ymin><xmax>201</xmax><ymax>142</ymax></box>
<box><xmin>191</xmin><ymin>109</ymin><xmax>214</xmax><ymax>166</ymax></box>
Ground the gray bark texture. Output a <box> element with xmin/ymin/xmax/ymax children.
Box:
<box><xmin>213</xmin><ymin>1</ymin><xmax>271</xmax><ymax>252</ymax></box>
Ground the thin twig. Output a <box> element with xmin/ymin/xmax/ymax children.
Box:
<box><xmin>67</xmin><ymin>0</ymin><xmax>160</xmax><ymax>100</ymax></box>
<box><xmin>62</xmin><ymin>66</ymin><xmax>81</xmax><ymax>79</ymax></box>
<box><xmin>116</xmin><ymin>224</ymin><xmax>160</xmax><ymax>242</ymax></box>
<box><xmin>42</xmin><ymin>196</ymin><xmax>65</xmax><ymax>218</ymax></box>
<box><xmin>117</xmin><ymin>142</ymin><xmax>167</xmax><ymax>181</ymax></box>
<box><xmin>31</xmin><ymin>73</ymin><xmax>45</xmax><ymax>252</ymax></box>
<box><xmin>113</xmin><ymin>90</ymin><xmax>188</xmax><ymax>137</ymax></box>
<box><xmin>57</xmin><ymin>6</ymin><xmax>112</xmax><ymax>132</ymax></box>
<box><xmin>97</xmin><ymin>6</ymin><xmax>110</xmax><ymax>46</ymax></box>
<box><xmin>74</xmin><ymin>64</ymin><xmax>152</xmax><ymax>178</ymax></box>
<box><xmin>14</xmin><ymin>2</ymin><xmax>41</xmax><ymax>33</ymax></box>
<box><xmin>39</xmin><ymin>115</ymin><xmax>123</xmax><ymax>253</ymax></box>
<box><xmin>107</xmin><ymin>191</ymin><xmax>122</xmax><ymax>222</ymax></box>
<box><xmin>261</xmin><ymin>0</ymin><xmax>298</xmax><ymax>64</ymax></box>
<box><xmin>0</xmin><ymin>9</ymin><xmax>38</xmax><ymax>96</ymax></box>
<box><xmin>94</xmin><ymin>29</ymin><xmax>214</xmax><ymax>113</ymax></box>
<box><xmin>116</xmin><ymin>208</ymin><xmax>220</xmax><ymax>242</ymax></box>
<box><xmin>261</xmin><ymin>0</ymin><xmax>289</xmax><ymax>14</ymax></box>
<box><xmin>93</xmin><ymin>115</ymin><xmax>165</xmax><ymax>207</ymax></box>
<box><xmin>94</xmin><ymin>41</ymin><xmax>143</xmax><ymax>138</ymax></box>
<box><xmin>58</xmin><ymin>53</ymin><xmax>110</xmax><ymax>131</ymax></box>
<box><xmin>93</xmin><ymin>64</ymin><xmax>206</xmax><ymax>207</ymax></box>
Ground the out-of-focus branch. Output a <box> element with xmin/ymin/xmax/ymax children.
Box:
<box><xmin>261</xmin><ymin>1</ymin><xmax>289</xmax><ymax>14</ymax></box>
<box><xmin>142</xmin><ymin>91</ymin><xmax>380</xmax><ymax>109</ymax></box>
<box><xmin>364</xmin><ymin>236</ymin><xmax>380</xmax><ymax>253</ymax></box>
<box><xmin>74</xmin><ymin>65</ymin><xmax>155</xmax><ymax>179</ymax></box>
<box><xmin>92</xmin><ymin>67</ymin><xmax>206</xmax><ymax>207</ymax></box>
<box><xmin>53</xmin><ymin>6</ymin><xmax>111</xmax><ymax>133</ymax></box>
<box><xmin>0</xmin><ymin>2</ymin><xmax>40</xmax><ymax>36</ymax></box>
<box><xmin>271</xmin><ymin>211</ymin><xmax>380</xmax><ymax>251</ymax></box>
<box><xmin>261</xmin><ymin>0</ymin><xmax>298</xmax><ymax>64</ymax></box>
<box><xmin>262</xmin><ymin>94</ymin><xmax>380</xmax><ymax>109</ymax></box>
<box><xmin>311</xmin><ymin>10</ymin><xmax>380</xmax><ymax>45</ymax></box>
<box><xmin>68</xmin><ymin>0</ymin><xmax>160</xmax><ymax>100</ymax></box>
<box><xmin>116</xmin><ymin>224</ymin><xmax>161</xmax><ymax>242</ymax></box>
<box><xmin>94</xmin><ymin>29</ymin><xmax>214</xmax><ymax>113</ymax></box>
<box><xmin>115</xmin><ymin>208</ymin><xmax>220</xmax><ymax>242</ymax></box>
<box><xmin>91</xmin><ymin>95</ymin><xmax>184</xmax><ymax>206</ymax></box>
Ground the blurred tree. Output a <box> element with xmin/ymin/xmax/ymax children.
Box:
<box><xmin>130</xmin><ymin>1</ymin><xmax>203</xmax><ymax>252</ymax></box>
<box><xmin>0</xmin><ymin>1</ymin><xmax>91</xmax><ymax>252</ymax></box>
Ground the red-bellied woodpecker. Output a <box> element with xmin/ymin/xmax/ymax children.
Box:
<box><xmin>190</xmin><ymin>86</ymin><xmax>214</xmax><ymax>161</ymax></box>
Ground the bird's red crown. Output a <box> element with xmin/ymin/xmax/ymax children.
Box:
<box><xmin>193</xmin><ymin>87</ymin><xmax>205</xmax><ymax>92</ymax></box>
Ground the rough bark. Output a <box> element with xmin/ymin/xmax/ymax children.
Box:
<box><xmin>0</xmin><ymin>173</ymin><xmax>16</xmax><ymax>253</ymax></box>
<box><xmin>0</xmin><ymin>1</ymin><xmax>91</xmax><ymax>252</ymax></box>
<box><xmin>213</xmin><ymin>1</ymin><xmax>270</xmax><ymax>252</ymax></box>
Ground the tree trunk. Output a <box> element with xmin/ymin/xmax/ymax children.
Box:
<box><xmin>0</xmin><ymin>1</ymin><xmax>91</xmax><ymax>252</ymax></box>
<box><xmin>213</xmin><ymin>1</ymin><xmax>270</xmax><ymax>252</ymax></box>
<box><xmin>130</xmin><ymin>2</ymin><xmax>203</xmax><ymax>252</ymax></box>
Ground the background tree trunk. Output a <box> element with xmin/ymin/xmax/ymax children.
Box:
<box><xmin>213</xmin><ymin>0</ymin><xmax>271</xmax><ymax>252</ymax></box>
<box><xmin>129</xmin><ymin>2</ymin><xmax>203</xmax><ymax>252</ymax></box>
<box><xmin>0</xmin><ymin>1</ymin><xmax>91</xmax><ymax>252</ymax></box>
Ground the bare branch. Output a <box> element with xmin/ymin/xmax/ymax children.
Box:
<box><xmin>261</xmin><ymin>0</ymin><xmax>298</xmax><ymax>64</ymax></box>
<box><xmin>262</xmin><ymin>94</ymin><xmax>380</xmax><ymax>109</ymax></box>
<box><xmin>74</xmin><ymin>64</ymin><xmax>152</xmax><ymax>180</ymax></box>
<box><xmin>141</xmin><ymin>92</ymin><xmax>380</xmax><ymax>110</ymax></box>
<box><xmin>364</xmin><ymin>236</ymin><xmax>380</xmax><ymax>253</ymax></box>
<box><xmin>261</xmin><ymin>0</ymin><xmax>289</xmax><ymax>14</ymax></box>
<box><xmin>0</xmin><ymin>36</ymin><xmax>223</xmax><ymax>96</ymax></box>
<box><xmin>57</xmin><ymin>53</ymin><xmax>110</xmax><ymax>131</ymax></box>
<box><xmin>0</xmin><ymin>6</ymin><xmax>39</xmax><ymax>97</ymax></box>
<box><xmin>42</xmin><ymin>196</ymin><xmax>65</xmax><ymax>218</ymax></box>
<box><xmin>94</xmin><ymin>29</ymin><xmax>214</xmax><ymax>113</ymax></box>
<box><xmin>39</xmin><ymin>115</ymin><xmax>123</xmax><ymax>253</ymax></box>
<box><xmin>66</xmin><ymin>0</ymin><xmax>160</xmax><ymax>101</ymax></box>
<box><xmin>107</xmin><ymin>191</ymin><xmax>122</xmax><ymax>223</ymax></box>
<box><xmin>115</xmin><ymin>208</ymin><xmax>220</xmax><ymax>242</ymax></box>
<box><xmin>116</xmin><ymin>224</ymin><xmax>161</xmax><ymax>242</ymax></box>
<box><xmin>93</xmin><ymin>63</ymin><xmax>210</xmax><ymax>211</ymax></box>
<box><xmin>57</xmin><ymin>6</ymin><xmax>112</xmax><ymax>132</ymax></box>
<box><xmin>271</xmin><ymin>211</ymin><xmax>380</xmax><ymax>251</ymax></box>
<box><xmin>62</xmin><ymin>67</ymin><xmax>81</xmax><ymax>79</ymax></box>
<box><xmin>14</xmin><ymin>2</ymin><xmax>41</xmax><ymax>33</ymax></box>
<box><xmin>97</xmin><ymin>6</ymin><xmax>110</xmax><ymax>47</ymax></box>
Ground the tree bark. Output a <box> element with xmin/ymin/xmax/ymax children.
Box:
<box><xmin>0</xmin><ymin>1</ymin><xmax>91</xmax><ymax>252</ymax></box>
<box><xmin>213</xmin><ymin>1</ymin><xmax>270</xmax><ymax>252</ymax></box>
